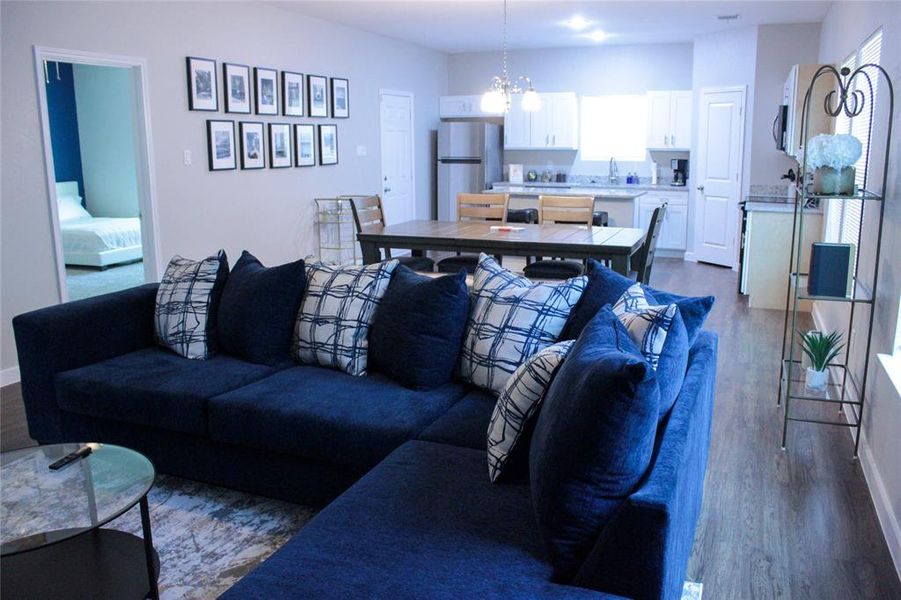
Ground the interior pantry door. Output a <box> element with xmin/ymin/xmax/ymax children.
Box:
<box><xmin>379</xmin><ymin>91</ymin><xmax>415</xmax><ymax>225</ymax></box>
<box><xmin>694</xmin><ymin>87</ymin><xmax>745</xmax><ymax>267</ymax></box>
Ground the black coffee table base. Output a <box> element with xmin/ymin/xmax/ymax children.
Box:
<box><xmin>1</xmin><ymin>528</ymin><xmax>160</xmax><ymax>599</ymax></box>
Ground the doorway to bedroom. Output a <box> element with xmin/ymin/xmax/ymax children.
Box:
<box><xmin>37</xmin><ymin>48</ymin><xmax>159</xmax><ymax>302</ymax></box>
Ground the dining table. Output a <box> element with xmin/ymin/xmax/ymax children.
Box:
<box><xmin>357</xmin><ymin>220</ymin><xmax>647</xmax><ymax>275</ymax></box>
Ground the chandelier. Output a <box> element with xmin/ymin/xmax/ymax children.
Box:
<box><xmin>480</xmin><ymin>0</ymin><xmax>540</xmax><ymax>114</ymax></box>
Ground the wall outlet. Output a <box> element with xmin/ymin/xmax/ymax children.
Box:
<box><xmin>183</xmin><ymin>150</ymin><xmax>192</xmax><ymax>165</ymax></box>
<box><xmin>356</xmin><ymin>145</ymin><xmax>367</xmax><ymax>157</ymax></box>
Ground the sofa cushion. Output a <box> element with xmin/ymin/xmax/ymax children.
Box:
<box><xmin>154</xmin><ymin>250</ymin><xmax>229</xmax><ymax>359</ymax></box>
<box><xmin>208</xmin><ymin>366</ymin><xmax>468</xmax><ymax>469</ymax></box>
<box><xmin>217</xmin><ymin>251</ymin><xmax>306</xmax><ymax>366</ymax></box>
<box><xmin>55</xmin><ymin>347</ymin><xmax>279</xmax><ymax>436</ymax></box>
<box><xmin>219</xmin><ymin>440</ymin><xmax>615</xmax><ymax>600</ymax></box>
<box><xmin>369</xmin><ymin>266</ymin><xmax>470</xmax><ymax>389</ymax></box>
<box><xmin>417</xmin><ymin>389</ymin><xmax>496</xmax><ymax>450</ymax></box>
<box><xmin>293</xmin><ymin>260</ymin><xmax>398</xmax><ymax>376</ymax></box>
<box><xmin>561</xmin><ymin>259</ymin><xmax>713</xmax><ymax>345</ymax></box>
<box><xmin>459</xmin><ymin>254</ymin><xmax>586</xmax><ymax>394</ymax></box>
<box><xmin>530</xmin><ymin>307</ymin><xmax>660</xmax><ymax>582</ymax></box>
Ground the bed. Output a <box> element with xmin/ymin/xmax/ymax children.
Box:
<box><xmin>56</xmin><ymin>181</ymin><xmax>143</xmax><ymax>269</ymax></box>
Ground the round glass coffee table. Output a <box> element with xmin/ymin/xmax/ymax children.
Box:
<box><xmin>1</xmin><ymin>443</ymin><xmax>159</xmax><ymax>599</ymax></box>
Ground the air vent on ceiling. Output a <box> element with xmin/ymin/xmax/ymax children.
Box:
<box><xmin>717</xmin><ymin>14</ymin><xmax>741</xmax><ymax>21</ymax></box>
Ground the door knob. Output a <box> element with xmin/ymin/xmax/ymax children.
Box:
<box><xmin>697</xmin><ymin>185</ymin><xmax>705</xmax><ymax>192</ymax></box>
<box><xmin>384</xmin><ymin>188</ymin><xmax>391</xmax><ymax>193</ymax></box>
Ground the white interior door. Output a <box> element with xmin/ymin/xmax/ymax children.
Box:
<box><xmin>379</xmin><ymin>91</ymin><xmax>415</xmax><ymax>225</ymax></box>
<box><xmin>694</xmin><ymin>87</ymin><xmax>745</xmax><ymax>267</ymax></box>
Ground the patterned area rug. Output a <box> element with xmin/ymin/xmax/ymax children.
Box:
<box><xmin>110</xmin><ymin>475</ymin><xmax>702</xmax><ymax>599</ymax></box>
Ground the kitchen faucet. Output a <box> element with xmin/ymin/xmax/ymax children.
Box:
<box><xmin>609</xmin><ymin>157</ymin><xmax>619</xmax><ymax>184</ymax></box>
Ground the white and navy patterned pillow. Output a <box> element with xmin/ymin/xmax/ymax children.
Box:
<box><xmin>293</xmin><ymin>260</ymin><xmax>398</xmax><ymax>376</ymax></box>
<box><xmin>612</xmin><ymin>283</ymin><xmax>677</xmax><ymax>370</ymax></box>
<box><xmin>155</xmin><ymin>250</ymin><xmax>228</xmax><ymax>360</ymax></box>
<box><xmin>459</xmin><ymin>254</ymin><xmax>586</xmax><ymax>394</ymax></box>
<box><xmin>487</xmin><ymin>340</ymin><xmax>575</xmax><ymax>482</ymax></box>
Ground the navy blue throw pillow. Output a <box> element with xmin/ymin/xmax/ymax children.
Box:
<box><xmin>530</xmin><ymin>307</ymin><xmax>660</xmax><ymax>582</ymax></box>
<box><xmin>369</xmin><ymin>266</ymin><xmax>470</xmax><ymax>390</ymax></box>
<box><xmin>217</xmin><ymin>251</ymin><xmax>306</xmax><ymax>366</ymax></box>
<box><xmin>561</xmin><ymin>259</ymin><xmax>714</xmax><ymax>345</ymax></box>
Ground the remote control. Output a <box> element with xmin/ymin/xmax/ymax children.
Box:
<box><xmin>48</xmin><ymin>446</ymin><xmax>92</xmax><ymax>470</ymax></box>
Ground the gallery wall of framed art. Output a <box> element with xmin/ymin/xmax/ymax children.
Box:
<box><xmin>187</xmin><ymin>56</ymin><xmax>350</xmax><ymax>172</ymax></box>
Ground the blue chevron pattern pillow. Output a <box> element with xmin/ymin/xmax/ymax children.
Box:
<box><xmin>612</xmin><ymin>283</ymin><xmax>677</xmax><ymax>370</ymax></box>
<box><xmin>487</xmin><ymin>340</ymin><xmax>575</xmax><ymax>482</ymax></box>
<box><xmin>459</xmin><ymin>254</ymin><xmax>586</xmax><ymax>394</ymax></box>
<box><xmin>155</xmin><ymin>250</ymin><xmax>229</xmax><ymax>360</ymax></box>
<box><xmin>293</xmin><ymin>260</ymin><xmax>398</xmax><ymax>376</ymax></box>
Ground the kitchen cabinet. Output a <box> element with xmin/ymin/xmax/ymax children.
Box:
<box><xmin>504</xmin><ymin>92</ymin><xmax>578</xmax><ymax>150</ymax></box>
<box><xmin>439</xmin><ymin>95</ymin><xmax>503</xmax><ymax>118</ymax></box>
<box><xmin>635</xmin><ymin>190</ymin><xmax>689</xmax><ymax>250</ymax></box>
<box><xmin>646</xmin><ymin>91</ymin><xmax>692</xmax><ymax>150</ymax></box>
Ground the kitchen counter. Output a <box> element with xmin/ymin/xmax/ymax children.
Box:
<box><xmin>486</xmin><ymin>185</ymin><xmax>647</xmax><ymax>200</ymax></box>
<box><xmin>491</xmin><ymin>181</ymin><xmax>691</xmax><ymax>194</ymax></box>
<box><xmin>742</xmin><ymin>195</ymin><xmax>823</xmax><ymax>214</ymax></box>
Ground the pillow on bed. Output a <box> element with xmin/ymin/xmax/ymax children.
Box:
<box><xmin>57</xmin><ymin>194</ymin><xmax>91</xmax><ymax>222</ymax></box>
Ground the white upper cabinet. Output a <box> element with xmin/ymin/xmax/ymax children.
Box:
<box><xmin>646</xmin><ymin>90</ymin><xmax>692</xmax><ymax>150</ymax></box>
<box><xmin>504</xmin><ymin>92</ymin><xmax>578</xmax><ymax>150</ymax></box>
<box><xmin>439</xmin><ymin>95</ymin><xmax>503</xmax><ymax>118</ymax></box>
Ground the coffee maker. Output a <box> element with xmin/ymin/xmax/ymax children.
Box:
<box><xmin>671</xmin><ymin>159</ymin><xmax>688</xmax><ymax>186</ymax></box>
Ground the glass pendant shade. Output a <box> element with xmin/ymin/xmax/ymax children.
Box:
<box><xmin>480</xmin><ymin>89</ymin><xmax>507</xmax><ymax>114</ymax></box>
<box><xmin>521</xmin><ymin>88</ymin><xmax>541</xmax><ymax>111</ymax></box>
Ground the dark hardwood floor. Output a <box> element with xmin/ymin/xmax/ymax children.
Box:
<box><xmin>1</xmin><ymin>258</ymin><xmax>898</xmax><ymax>598</ymax></box>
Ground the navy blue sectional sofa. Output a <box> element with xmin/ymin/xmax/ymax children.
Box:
<box><xmin>13</xmin><ymin>276</ymin><xmax>717</xmax><ymax>600</ymax></box>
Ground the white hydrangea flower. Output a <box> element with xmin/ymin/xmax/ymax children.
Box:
<box><xmin>805</xmin><ymin>134</ymin><xmax>863</xmax><ymax>170</ymax></box>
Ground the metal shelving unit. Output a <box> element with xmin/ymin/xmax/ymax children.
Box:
<box><xmin>778</xmin><ymin>64</ymin><xmax>894</xmax><ymax>457</ymax></box>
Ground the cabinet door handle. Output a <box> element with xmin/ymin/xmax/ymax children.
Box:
<box><xmin>546</xmin><ymin>134</ymin><xmax>549</xmax><ymax>146</ymax></box>
<box><xmin>671</xmin><ymin>134</ymin><xmax>675</xmax><ymax>146</ymax></box>
<box><xmin>552</xmin><ymin>134</ymin><xmax>556</xmax><ymax>146</ymax></box>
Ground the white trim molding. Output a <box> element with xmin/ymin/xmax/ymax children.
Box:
<box><xmin>1</xmin><ymin>366</ymin><xmax>21</xmax><ymax>387</ymax></box>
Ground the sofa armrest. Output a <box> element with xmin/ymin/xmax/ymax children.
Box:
<box><xmin>12</xmin><ymin>284</ymin><xmax>159</xmax><ymax>443</ymax></box>
<box><xmin>573</xmin><ymin>331</ymin><xmax>718</xmax><ymax>600</ymax></box>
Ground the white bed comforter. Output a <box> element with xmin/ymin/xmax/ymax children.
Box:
<box><xmin>60</xmin><ymin>217</ymin><xmax>142</xmax><ymax>254</ymax></box>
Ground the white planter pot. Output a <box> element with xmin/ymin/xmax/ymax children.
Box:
<box><xmin>805</xmin><ymin>367</ymin><xmax>828</xmax><ymax>391</ymax></box>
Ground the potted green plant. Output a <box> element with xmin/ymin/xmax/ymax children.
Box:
<box><xmin>798</xmin><ymin>330</ymin><xmax>844</xmax><ymax>391</ymax></box>
<box><xmin>805</xmin><ymin>134</ymin><xmax>862</xmax><ymax>195</ymax></box>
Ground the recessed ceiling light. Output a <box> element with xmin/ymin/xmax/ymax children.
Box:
<box><xmin>584</xmin><ymin>29</ymin><xmax>607</xmax><ymax>42</ymax></box>
<box><xmin>565</xmin><ymin>16</ymin><xmax>590</xmax><ymax>31</ymax></box>
<box><xmin>717</xmin><ymin>14</ymin><xmax>741</xmax><ymax>21</ymax></box>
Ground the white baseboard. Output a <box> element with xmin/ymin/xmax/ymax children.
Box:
<box><xmin>683</xmin><ymin>252</ymin><xmax>698</xmax><ymax>262</ymax></box>
<box><xmin>1</xmin><ymin>366</ymin><xmax>20</xmax><ymax>386</ymax></box>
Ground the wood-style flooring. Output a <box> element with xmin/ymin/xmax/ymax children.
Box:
<box><xmin>1</xmin><ymin>258</ymin><xmax>899</xmax><ymax>598</ymax></box>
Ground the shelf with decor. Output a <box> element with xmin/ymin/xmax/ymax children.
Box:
<box><xmin>777</xmin><ymin>63</ymin><xmax>894</xmax><ymax>457</ymax></box>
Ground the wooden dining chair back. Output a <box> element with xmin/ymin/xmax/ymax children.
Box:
<box><xmin>457</xmin><ymin>193</ymin><xmax>509</xmax><ymax>223</ymax></box>
<box><xmin>348</xmin><ymin>194</ymin><xmax>435</xmax><ymax>271</ymax></box>
<box><xmin>537</xmin><ymin>195</ymin><xmax>594</xmax><ymax>226</ymax></box>
<box><xmin>634</xmin><ymin>203</ymin><xmax>667</xmax><ymax>284</ymax></box>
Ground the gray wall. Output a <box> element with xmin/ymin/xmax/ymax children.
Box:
<box><xmin>814</xmin><ymin>0</ymin><xmax>901</xmax><ymax>573</ymax></box>
<box><xmin>73</xmin><ymin>64</ymin><xmax>141</xmax><ymax>217</ymax></box>
<box><xmin>0</xmin><ymin>1</ymin><xmax>448</xmax><ymax>374</ymax></box>
<box><xmin>447</xmin><ymin>43</ymin><xmax>694</xmax><ymax>178</ymax></box>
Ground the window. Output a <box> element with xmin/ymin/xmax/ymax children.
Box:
<box><xmin>830</xmin><ymin>28</ymin><xmax>882</xmax><ymax>248</ymax></box>
<box><xmin>580</xmin><ymin>95</ymin><xmax>647</xmax><ymax>161</ymax></box>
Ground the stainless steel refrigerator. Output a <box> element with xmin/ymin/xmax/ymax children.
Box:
<box><xmin>437</xmin><ymin>122</ymin><xmax>502</xmax><ymax>221</ymax></box>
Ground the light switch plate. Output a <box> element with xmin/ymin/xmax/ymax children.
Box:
<box><xmin>183</xmin><ymin>150</ymin><xmax>192</xmax><ymax>165</ymax></box>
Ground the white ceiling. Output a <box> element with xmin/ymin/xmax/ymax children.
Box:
<box><xmin>275</xmin><ymin>1</ymin><xmax>832</xmax><ymax>53</ymax></box>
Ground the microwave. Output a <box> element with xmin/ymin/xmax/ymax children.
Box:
<box><xmin>778</xmin><ymin>64</ymin><xmax>833</xmax><ymax>160</ymax></box>
<box><xmin>773</xmin><ymin>104</ymin><xmax>788</xmax><ymax>151</ymax></box>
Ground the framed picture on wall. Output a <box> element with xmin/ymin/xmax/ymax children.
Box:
<box><xmin>269</xmin><ymin>123</ymin><xmax>292</xmax><ymax>168</ymax></box>
<box><xmin>239</xmin><ymin>122</ymin><xmax>265</xmax><ymax>169</ymax></box>
<box><xmin>223</xmin><ymin>63</ymin><xmax>251</xmax><ymax>114</ymax></box>
<box><xmin>186</xmin><ymin>57</ymin><xmax>218</xmax><ymax>111</ymax></box>
<box><xmin>331</xmin><ymin>78</ymin><xmax>349</xmax><ymax>118</ymax></box>
<box><xmin>307</xmin><ymin>74</ymin><xmax>328</xmax><ymax>118</ymax></box>
<box><xmin>318</xmin><ymin>124</ymin><xmax>338</xmax><ymax>166</ymax></box>
<box><xmin>294</xmin><ymin>124</ymin><xmax>315</xmax><ymax>166</ymax></box>
<box><xmin>282</xmin><ymin>71</ymin><xmax>305</xmax><ymax>117</ymax></box>
<box><xmin>255</xmin><ymin>67</ymin><xmax>278</xmax><ymax>115</ymax></box>
<box><xmin>207</xmin><ymin>120</ymin><xmax>236</xmax><ymax>171</ymax></box>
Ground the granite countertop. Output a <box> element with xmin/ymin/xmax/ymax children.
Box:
<box><xmin>486</xmin><ymin>185</ymin><xmax>647</xmax><ymax>199</ymax></box>
<box><xmin>743</xmin><ymin>195</ymin><xmax>823</xmax><ymax>214</ymax></box>
<box><xmin>491</xmin><ymin>181</ymin><xmax>691</xmax><ymax>193</ymax></box>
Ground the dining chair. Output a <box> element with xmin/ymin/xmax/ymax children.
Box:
<box><xmin>522</xmin><ymin>195</ymin><xmax>594</xmax><ymax>280</ymax></box>
<box><xmin>436</xmin><ymin>193</ymin><xmax>510</xmax><ymax>274</ymax></box>
<box><xmin>348</xmin><ymin>195</ymin><xmax>435</xmax><ymax>271</ymax></box>
<box><xmin>632</xmin><ymin>203</ymin><xmax>667</xmax><ymax>284</ymax></box>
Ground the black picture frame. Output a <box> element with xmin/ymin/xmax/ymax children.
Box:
<box><xmin>268</xmin><ymin>123</ymin><xmax>292</xmax><ymax>168</ymax></box>
<box><xmin>294</xmin><ymin>124</ymin><xmax>315</xmax><ymax>167</ymax></box>
<box><xmin>206</xmin><ymin>120</ymin><xmax>236</xmax><ymax>171</ymax></box>
<box><xmin>318</xmin><ymin>124</ymin><xmax>338</xmax><ymax>166</ymax></box>
<box><xmin>239</xmin><ymin>122</ymin><xmax>265</xmax><ymax>170</ymax></box>
<box><xmin>223</xmin><ymin>63</ymin><xmax>251</xmax><ymax>114</ymax></box>
<box><xmin>254</xmin><ymin>67</ymin><xmax>279</xmax><ymax>115</ymax></box>
<box><xmin>307</xmin><ymin>74</ymin><xmax>328</xmax><ymax>118</ymax></box>
<box><xmin>282</xmin><ymin>71</ymin><xmax>305</xmax><ymax>117</ymax></box>
<box><xmin>186</xmin><ymin>57</ymin><xmax>218</xmax><ymax>111</ymax></box>
<box><xmin>330</xmin><ymin>78</ymin><xmax>349</xmax><ymax>118</ymax></box>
